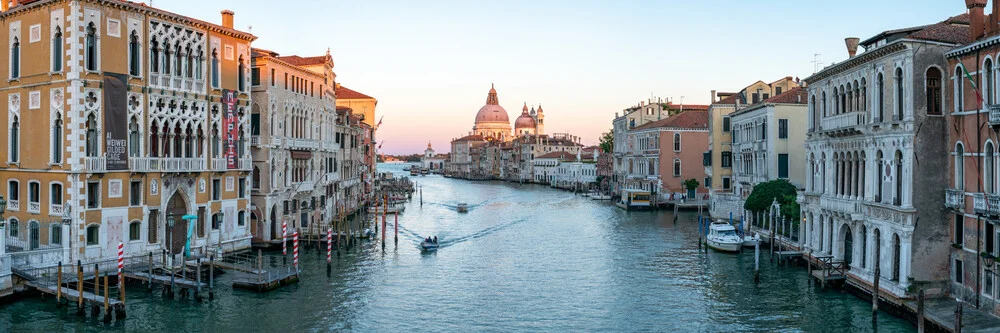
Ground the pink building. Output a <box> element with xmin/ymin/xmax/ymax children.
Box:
<box><xmin>626</xmin><ymin>111</ymin><xmax>710</xmax><ymax>200</ymax></box>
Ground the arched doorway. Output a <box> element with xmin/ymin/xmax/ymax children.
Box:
<box><xmin>270</xmin><ymin>206</ymin><xmax>278</xmax><ymax>241</ymax></box>
<box><xmin>167</xmin><ymin>191</ymin><xmax>189</xmax><ymax>255</ymax></box>
<box><xmin>840</xmin><ymin>223</ymin><xmax>853</xmax><ymax>269</ymax></box>
<box><xmin>250</xmin><ymin>212</ymin><xmax>259</xmax><ymax>239</ymax></box>
<box><xmin>892</xmin><ymin>233</ymin><xmax>901</xmax><ymax>281</ymax></box>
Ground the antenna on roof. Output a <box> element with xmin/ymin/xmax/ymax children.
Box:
<box><xmin>811</xmin><ymin>53</ymin><xmax>822</xmax><ymax>73</ymax></box>
<box><xmin>248</xmin><ymin>25</ymin><xmax>253</xmax><ymax>33</ymax></box>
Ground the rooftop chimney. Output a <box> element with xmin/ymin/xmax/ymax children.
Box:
<box><xmin>968</xmin><ymin>0</ymin><xmax>988</xmax><ymax>42</ymax></box>
<box><xmin>845</xmin><ymin>37</ymin><xmax>860</xmax><ymax>58</ymax></box>
<box><xmin>221</xmin><ymin>10</ymin><xmax>234</xmax><ymax>29</ymax></box>
<box><xmin>1</xmin><ymin>0</ymin><xmax>8</xmax><ymax>12</ymax></box>
<box><xmin>711</xmin><ymin>90</ymin><xmax>717</xmax><ymax>103</ymax></box>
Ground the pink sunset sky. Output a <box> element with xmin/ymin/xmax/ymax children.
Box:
<box><xmin>148</xmin><ymin>0</ymin><xmax>960</xmax><ymax>155</ymax></box>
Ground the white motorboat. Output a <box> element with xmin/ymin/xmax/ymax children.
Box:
<box><xmin>420</xmin><ymin>239</ymin><xmax>439</xmax><ymax>251</ymax></box>
<box><xmin>706</xmin><ymin>222</ymin><xmax>742</xmax><ymax>252</ymax></box>
<box><xmin>457</xmin><ymin>203</ymin><xmax>469</xmax><ymax>213</ymax></box>
<box><xmin>591</xmin><ymin>193</ymin><xmax>612</xmax><ymax>200</ymax></box>
<box><xmin>742</xmin><ymin>232</ymin><xmax>761</xmax><ymax>247</ymax></box>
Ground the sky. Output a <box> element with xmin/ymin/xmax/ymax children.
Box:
<box><xmin>151</xmin><ymin>0</ymin><xmax>964</xmax><ymax>155</ymax></box>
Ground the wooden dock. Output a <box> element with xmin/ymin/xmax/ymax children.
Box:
<box><xmin>124</xmin><ymin>271</ymin><xmax>205</xmax><ymax>290</ymax></box>
<box><xmin>28</xmin><ymin>282</ymin><xmax>121</xmax><ymax>308</ymax></box>
<box><xmin>904</xmin><ymin>297</ymin><xmax>1000</xmax><ymax>333</ymax></box>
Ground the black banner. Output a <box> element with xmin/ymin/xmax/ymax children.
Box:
<box><xmin>103</xmin><ymin>73</ymin><xmax>129</xmax><ymax>171</ymax></box>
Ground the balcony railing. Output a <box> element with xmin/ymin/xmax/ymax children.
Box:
<box><xmin>989</xmin><ymin>104</ymin><xmax>1000</xmax><ymax>125</ymax></box>
<box><xmin>271</xmin><ymin>137</ymin><xmax>283</xmax><ymax>147</ymax></box>
<box><xmin>289</xmin><ymin>138</ymin><xmax>319</xmax><ymax>150</ymax></box>
<box><xmin>49</xmin><ymin>204</ymin><xmax>63</xmax><ymax>216</ymax></box>
<box><xmin>251</xmin><ymin>135</ymin><xmax>261</xmax><ymax>147</ymax></box>
<box><xmin>973</xmin><ymin>192</ymin><xmax>1000</xmax><ymax>216</ymax></box>
<box><xmin>820</xmin><ymin>195</ymin><xmax>862</xmax><ymax>215</ymax></box>
<box><xmin>130</xmin><ymin>157</ymin><xmax>206</xmax><ymax>173</ymax></box>
<box><xmin>239</xmin><ymin>157</ymin><xmax>253</xmax><ymax>170</ymax></box>
<box><xmin>945</xmin><ymin>189</ymin><xmax>964</xmax><ymax>209</ymax></box>
<box><xmin>27</xmin><ymin>202</ymin><xmax>40</xmax><ymax>214</ymax></box>
<box><xmin>83</xmin><ymin>156</ymin><xmax>107</xmax><ymax>172</ymax></box>
<box><xmin>7</xmin><ymin>200</ymin><xmax>18</xmax><ymax>211</ymax></box>
<box><xmin>821</xmin><ymin>111</ymin><xmax>867</xmax><ymax>132</ymax></box>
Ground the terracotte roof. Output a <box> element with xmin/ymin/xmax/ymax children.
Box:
<box><xmin>631</xmin><ymin>110</ymin><xmax>709</xmax><ymax>131</ymax></box>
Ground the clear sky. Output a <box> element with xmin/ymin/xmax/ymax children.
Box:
<box><xmin>151</xmin><ymin>0</ymin><xmax>963</xmax><ymax>155</ymax></box>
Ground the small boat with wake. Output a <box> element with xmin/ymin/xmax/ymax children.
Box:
<box><xmin>420</xmin><ymin>236</ymin><xmax>439</xmax><ymax>251</ymax></box>
<box><xmin>457</xmin><ymin>203</ymin><xmax>469</xmax><ymax>213</ymax></box>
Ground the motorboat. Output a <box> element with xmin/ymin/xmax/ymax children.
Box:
<box><xmin>616</xmin><ymin>189</ymin><xmax>651</xmax><ymax>210</ymax></box>
<box><xmin>742</xmin><ymin>232</ymin><xmax>761</xmax><ymax>248</ymax></box>
<box><xmin>420</xmin><ymin>238</ymin><xmax>439</xmax><ymax>251</ymax></box>
<box><xmin>706</xmin><ymin>222</ymin><xmax>742</xmax><ymax>252</ymax></box>
<box><xmin>591</xmin><ymin>193</ymin><xmax>612</xmax><ymax>200</ymax></box>
<box><xmin>410</xmin><ymin>169</ymin><xmax>419</xmax><ymax>176</ymax></box>
<box><xmin>420</xmin><ymin>168</ymin><xmax>429</xmax><ymax>175</ymax></box>
<box><xmin>457</xmin><ymin>203</ymin><xmax>469</xmax><ymax>213</ymax></box>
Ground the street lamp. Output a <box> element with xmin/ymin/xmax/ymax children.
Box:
<box><xmin>0</xmin><ymin>194</ymin><xmax>6</xmax><ymax>227</ymax></box>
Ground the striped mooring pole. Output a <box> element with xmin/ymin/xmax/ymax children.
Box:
<box><xmin>117</xmin><ymin>242</ymin><xmax>124</xmax><ymax>286</ymax></box>
<box><xmin>282</xmin><ymin>220</ymin><xmax>288</xmax><ymax>255</ymax></box>
<box><xmin>293</xmin><ymin>229</ymin><xmax>300</xmax><ymax>272</ymax></box>
<box><xmin>326</xmin><ymin>228</ymin><xmax>333</xmax><ymax>264</ymax></box>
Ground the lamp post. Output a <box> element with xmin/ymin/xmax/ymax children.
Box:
<box><xmin>0</xmin><ymin>194</ymin><xmax>7</xmax><ymax>256</ymax></box>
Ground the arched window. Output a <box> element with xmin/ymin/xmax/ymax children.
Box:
<box><xmin>86</xmin><ymin>224</ymin><xmax>99</xmax><ymax>245</ymax></box>
<box><xmin>211</xmin><ymin>124</ymin><xmax>220</xmax><ymax>158</ymax></box>
<box><xmin>129</xmin><ymin>116</ymin><xmax>140</xmax><ymax>157</ymax></box>
<box><xmin>10</xmin><ymin>116</ymin><xmax>19</xmax><ymax>162</ymax></box>
<box><xmin>11</xmin><ymin>37</ymin><xmax>20</xmax><ymax>79</ymax></box>
<box><xmin>859</xmin><ymin>226</ymin><xmax>867</xmax><ymax>269</ymax></box>
<box><xmin>238</xmin><ymin>56</ymin><xmax>246</xmax><ymax>91</ymax></box>
<box><xmin>52</xmin><ymin>27</ymin><xmax>63</xmax><ymax>72</ymax></box>
<box><xmin>150</xmin><ymin>38</ymin><xmax>159</xmax><ymax>73</ymax></box>
<box><xmin>876</xmin><ymin>151</ymin><xmax>884</xmax><ymax>202</ymax></box>
<box><xmin>50</xmin><ymin>223</ymin><xmax>62</xmax><ymax>246</ymax></box>
<box><xmin>846</xmin><ymin>84</ymin><xmax>853</xmax><ymax>112</ymax></box>
<box><xmin>195</xmin><ymin>47</ymin><xmax>203</xmax><ymax>80</ymax></box>
<box><xmin>129</xmin><ymin>220</ymin><xmax>141</xmax><ymax>241</ymax></box>
<box><xmin>85</xmin><ymin>23</ymin><xmax>97</xmax><ymax>71</ymax></box>
<box><xmin>129</xmin><ymin>31</ymin><xmax>140</xmax><ymax>76</ymax></box>
<box><xmin>955</xmin><ymin>66</ymin><xmax>965</xmax><ymax>113</ymax></box>
<box><xmin>253</xmin><ymin>166</ymin><xmax>261</xmax><ymax>189</ymax></box>
<box><xmin>987</xmin><ymin>142</ymin><xmax>995</xmax><ymax>194</ymax></box>
<box><xmin>860</xmin><ymin>78</ymin><xmax>867</xmax><ymax>112</ymax></box>
<box><xmin>52</xmin><ymin>114</ymin><xmax>63</xmax><ymax>163</ymax></box>
<box><xmin>237</xmin><ymin>211</ymin><xmax>245</xmax><ymax>227</ymax></box>
<box><xmin>926</xmin><ymin>67</ymin><xmax>942</xmax><ymax>115</ymax></box>
<box><xmin>85</xmin><ymin>114</ymin><xmax>98</xmax><ymax>157</ymax></box>
<box><xmin>174</xmin><ymin>44</ymin><xmax>183</xmax><ymax>76</ymax></box>
<box><xmin>673</xmin><ymin>133</ymin><xmax>681</xmax><ymax>152</ymax></box>
<box><xmin>673</xmin><ymin>158</ymin><xmax>681</xmax><ymax>176</ymax></box>
<box><xmin>891</xmin><ymin>233</ymin><xmax>901</xmax><ymax>281</ymax></box>
<box><xmin>211</xmin><ymin>213</ymin><xmax>221</xmax><ymax>230</ymax></box>
<box><xmin>877</xmin><ymin>73</ymin><xmax>885</xmax><ymax>121</ymax></box>
<box><xmin>853</xmin><ymin>81</ymin><xmax>860</xmax><ymax>111</ymax></box>
<box><xmin>149</xmin><ymin>120</ymin><xmax>159</xmax><ymax>157</ymax></box>
<box><xmin>8</xmin><ymin>218</ymin><xmax>18</xmax><ymax>238</ymax></box>
<box><xmin>832</xmin><ymin>87</ymin><xmax>839</xmax><ymax>115</ymax></box>
<box><xmin>956</xmin><ymin>142</ymin><xmax>965</xmax><ymax>190</ymax></box>
<box><xmin>988</xmin><ymin>59</ymin><xmax>996</xmax><ymax>105</ymax></box>
<box><xmin>50</xmin><ymin>183</ymin><xmax>62</xmax><ymax>209</ymax></box>
<box><xmin>894</xmin><ymin>150</ymin><xmax>903</xmax><ymax>206</ymax></box>
<box><xmin>185</xmin><ymin>45</ymin><xmax>194</xmax><ymax>78</ymax></box>
<box><xmin>211</xmin><ymin>48</ymin><xmax>220</xmax><ymax>88</ymax></box>
<box><xmin>162</xmin><ymin>39</ymin><xmax>171</xmax><ymax>74</ymax></box>
<box><xmin>895</xmin><ymin>68</ymin><xmax>904</xmax><ymax>121</ymax></box>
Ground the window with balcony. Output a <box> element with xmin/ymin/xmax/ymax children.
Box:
<box><xmin>85</xmin><ymin>115</ymin><xmax>98</xmax><ymax>157</ymax></box>
<box><xmin>85</xmin><ymin>23</ymin><xmax>97</xmax><ymax>71</ymax></box>
<box><xmin>7</xmin><ymin>180</ymin><xmax>18</xmax><ymax>210</ymax></box>
<box><xmin>927</xmin><ymin>67</ymin><xmax>942</xmax><ymax>115</ymax></box>
<box><xmin>28</xmin><ymin>181</ymin><xmax>39</xmax><ymax>213</ymax></box>
<box><xmin>87</xmin><ymin>182</ymin><xmax>100</xmax><ymax>209</ymax></box>
<box><xmin>50</xmin><ymin>183</ymin><xmax>62</xmax><ymax>212</ymax></box>
<box><xmin>150</xmin><ymin>38</ymin><xmax>159</xmax><ymax>73</ymax></box>
<box><xmin>52</xmin><ymin>28</ymin><xmax>62</xmax><ymax>72</ymax></box>
<box><xmin>129</xmin><ymin>116</ymin><xmax>140</xmax><ymax>157</ymax></box>
<box><xmin>860</xmin><ymin>78</ymin><xmax>867</xmax><ymax>111</ymax></box>
<box><xmin>987</xmin><ymin>142</ymin><xmax>996</xmax><ymax>194</ymax></box>
<box><xmin>86</xmin><ymin>224</ymin><xmax>99</xmax><ymax>245</ymax></box>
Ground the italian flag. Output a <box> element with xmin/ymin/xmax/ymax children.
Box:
<box><xmin>960</xmin><ymin>64</ymin><xmax>984</xmax><ymax>107</ymax></box>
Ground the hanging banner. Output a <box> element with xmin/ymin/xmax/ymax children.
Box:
<box><xmin>222</xmin><ymin>89</ymin><xmax>239</xmax><ymax>169</ymax></box>
<box><xmin>103</xmin><ymin>73</ymin><xmax>129</xmax><ymax>170</ymax></box>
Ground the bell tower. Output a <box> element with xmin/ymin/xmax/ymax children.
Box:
<box><xmin>536</xmin><ymin>104</ymin><xmax>545</xmax><ymax>135</ymax></box>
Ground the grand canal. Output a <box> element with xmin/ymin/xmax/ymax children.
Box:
<box><xmin>1</xmin><ymin>163</ymin><xmax>913</xmax><ymax>332</ymax></box>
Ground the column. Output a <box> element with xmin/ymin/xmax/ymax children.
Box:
<box><xmin>899</xmin><ymin>233</ymin><xmax>912</xmax><ymax>288</ymax></box>
<box><xmin>61</xmin><ymin>219</ymin><xmax>71</xmax><ymax>263</ymax></box>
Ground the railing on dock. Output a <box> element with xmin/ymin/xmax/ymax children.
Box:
<box><xmin>219</xmin><ymin>251</ymin><xmax>298</xmax><ymax>292</ymax></box>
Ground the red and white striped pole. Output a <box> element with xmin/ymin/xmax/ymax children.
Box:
<box><xmin>281</xmin><ymin>220</ymin><xmax>288</xmax><ymax>255</ymax></box>
<box><xmin>117</xmin><ymin>242</ymin><xmax>124</xmax><ymax>286</ymax></box>
<box><xmin>326</xmin><ymin>228</ymin><xmax>332</xmax><ymax>263</ymax></box>
<box><xmin>292</xmin><ymin>229</ymin><xmax>299</xmax><ymax>272</ymax></box>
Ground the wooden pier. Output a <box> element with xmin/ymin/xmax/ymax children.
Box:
<box><xmin>215</xmin><ymin>251</ymin><xmax>300</xmax><ymax>292</ymax></box>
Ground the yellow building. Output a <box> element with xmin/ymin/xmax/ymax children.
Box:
<box><xmin>335</xmin><ymin>84</ymin><xmax>377</xmax><ymax>128</ymax></box>
<box><xmin>706</xmin><ymin>77</ymin><xmax>798</xmax><ymax>217</ymax></box>
<box><xmin>0</xmin><ymin>0</ymin><xmax>255</xmax><ymax>266</ymax></box>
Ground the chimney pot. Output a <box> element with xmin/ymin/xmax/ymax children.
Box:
<box><xmin>968</xmin><ymin>0</ymin><xmax>988</xmax><ymax>41</ymax></box>
<box><xmin>221</xmin><ymin>10</ymin><xmax>234</xmax><ymax>29</ymax></box>
<box><xmin>845</xmin><ymin>37</ymin><xmax>860</xmax><ymax>58</ymax></box>
<box><xmin>711</xmin><ymin>90</ymin><xmax>717</xmax><ymax>103</ymax></box>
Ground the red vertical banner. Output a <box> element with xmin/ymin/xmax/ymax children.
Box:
<box><xmin>222</xmin><ymin>89</ymin><xmax>239</xmax><ymax>169</ymax></box>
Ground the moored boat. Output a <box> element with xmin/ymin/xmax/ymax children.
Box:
<box><xmin>591</xmin><ymin>193</ymin><xmax>612</xmax><ymax>200</ymax></box>
<box><xmin>706</xmin><ymin>222</ymin><xmax>742</xmax><ymax>252</ymax></box>
<box><xmin>742</xmin><ymin>232</ymin><xmax>761</xmax><ymax>247</ymax></box>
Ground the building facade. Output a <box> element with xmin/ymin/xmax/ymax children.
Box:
<box><xmin>0</xmin><ymin>0</ymin><xmax>255</xmax><ymax>278</ymax></box>
<box><xmin>730</xmin><ymin>87</ymin><xmax>809</xmax><ymax>199</ymax></box>
<box><xmin>800</xmin><ymin>15</ymin><xmax>964</xmax><ymax>300</ymax></box>
<box><xmin>624</xmin><ymin>110</ymin><xmax>710</xmax><ymax>201</ymax></box>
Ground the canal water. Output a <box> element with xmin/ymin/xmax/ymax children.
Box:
<box><xmin>0</xmin><ymin>163</ymin><xmax>913</xmax><ymax>332</ymax></box>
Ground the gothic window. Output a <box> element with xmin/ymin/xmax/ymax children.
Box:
<box><xmin>11</xmin><ymin>37</ymin><xmax>20</xmax><ymax>79</ymax></box>
<box><xmin>894</xmin><ymin>150</ymin><xmax>903</xmax><ymax>206</ymax></box>
<box><xmin>211</xmin><ymin>48</ymin><xmax>220</xmax><ymax>88</ymax></box>
<box><xmin>987</xmin><ymin>142</ymin><xmax>996</xmax><ymax>194</ymax></box>
<box><xmin>174</xmin><ymin>44</ymin><xmax>182</xmax><ymax>76</ymax></box>
<box><xmin>895</xmin><ymin>68</ymin><xmax>904</xmax><ymax>121</ymax></box>
<box><xmin>988</xmin><ymin>59</ymin><xmax>996</xmax><ymax>105</ymax></box>
<box><xmin>128</xmin><ymin>116</ymin><xmax>140</xmax><ymax>157</ymax></box>
<box><xmin>821</xmin><ymin>91</ymin><xmax>827</xmax><ymax>118</ymax></box>
<box><xmin>52</xmin><ymin>28</ymin><xmax>63</xmax><ymax>72</ymax></box>
<box><xmin>10</xmin><ymin>116</ymin><xmax>20</xmax><ymax>162</ymax></box>
<box><xmin>129</xmin><ymin>31</ymin><xmax>140</xmax><ymax>76</ymax></box>
<box><xmin>673</xmin><ymin>133</ymin><xmax>681</xmax><ymax>152</ymax></box>
<box><xmin>185</xmin><ymin>45</ymin><xmax>194</xmax><ymax>78</ymax></box>
<box><xmin>149</xmin><ymin>120</ymin><xmax>159</xmax><ymax>157</ymax></box>
<box><xmin>85</xmin><ymin>23</ymin><xmax>97</xmax><ymax>71</ymax></box>
<box><xmin>875</xmin><ymin>151</ymin><xmax>883</xmax><ymax>202</ymax></box>
<box><xmin>85</xmin><ymin>114</ymin><xmax>98</xmax><ymax>157</ymax></box>
<box><xmin>195</xmin><ymin>46</ymin><xmax>203</xmax><ymax>80</ymax></box>
<box><xmin>877</xmin><ymin>73</ymin><xmax>885</xmax><ymax>121</ymax></box>
<box><xmin>212</xmin><ymin>124</ymin><xmax>220</xmax><ymax>158</ymax></box>
<box><xmin>926</xmin><ymin>67</ymin><xmax>942</xmax><ymax>115</ymax></box>
<box><xmin>860</xmin><ymin>78</ymin><xmax>867</xmax><ymax>112</ymax></box>
<box><xmin>52</xmin><ymin>114</ymin><xmax>63</xmax><ymax>163</ymax></box>
<box><xmin>955</xmin><ymin>66</ymin><xmax>965</xmax><ymax>113</ymax></box>
<box><xmin>238</xmin><ymin>56</ymin><xmax>246</xmax><ymax>91</ymax></box>
<box><xmin>956</xmin><ymin>142</ymin><xmax>965</xmax><ymax>191</ymax></box>
<box><xmin>162</xmin><ymin>39</ymin><xmax>171</xmax><ymax>74</ymax></box>
<box><xmin>150</xmin><ymin>38</ymin><xmax>159</xmax><ymax>73</ymax></box>
<box><xmin>673</xmin><ymin>158</ymin><xmax>681</xmax><ymax>176</ymax></box>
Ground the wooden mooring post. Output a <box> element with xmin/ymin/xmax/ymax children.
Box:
<box><xmin>954</xmin><ymin>300</ymin><xmax>963</xmax><ymax>333</ymax></box>
<box><xmin>872</xmin><ymin>242</ymin><xmax>881</xmax><ymax>325</ymax></box>
<box><xmin>76</xmin><ymin>261</ymin><xmax>84</xmax><ymax>316</ymax></box>
<box><xmin>148</xmin><ymin>252</ymin><xmax>154</xmax><ymax>291</ymax></box>
<box><xmin>209</xmin><ymin>254</ymin><xmax>215</xmax><ymax>301</ymax></box>
<box><xmin>56</xmin><ymin>262</ymin><xmax>63</xmax><ymax>307</ymax></box>
<box><xmin>194</xmin><ymin>258</ymin><xmax>203</xmax><ymax>302</ymax></box>
<box><xmin>916</xmin><ymin>290</ymin><xmax>925</xmax><ymax>333</ymax></box>
<box><xmin>103</xmin><ymin>275</ymin><xmax>111</xmax><ymax>323</ymax></box>
<box><xmin>754</xmin><ymin>240</ymin><xmax>760</xmax><ymax>284</ymax></box>
<box><xmin>92</xmin><ymin>264</ymin><xmax>100</xmax><ymax>317</ymax></box>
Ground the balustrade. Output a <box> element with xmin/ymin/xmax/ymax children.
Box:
<box><xmin>821</xmin><ymin>111</ymin><xmax>867</xmax><ymax>131</ymax></box>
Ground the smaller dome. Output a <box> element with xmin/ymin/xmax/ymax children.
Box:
<box><xmin>514</xmin><ymin>109</ymin><xmax>536</xmax><ymax>129</ymax></box>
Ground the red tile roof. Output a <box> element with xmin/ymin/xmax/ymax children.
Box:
<box><xmin>908</xmin><ymin>14</ymin><xmax>970</xmax><ymax>44</ymax></box>
<box><xmin>276</xmin><ymin>55</ymin><xmax>330</xmax><ymax>66</ymax></box>
<box><xmin>453</xmin><ymin>134</ymin><xmax>485</xmax><ymax>142</ymax></box>
<box><xmin>336</xmin><ymin>85</ymin><xmax>375</xmax><ymax>100</ymax></box>
<box><xmin>714</xmin><ymin>92</ymin><xmax>742</xmax><ymax>105</ymax></box>
<box><xmin>663</xmin><ymin>103</ymin><xmax>709</xmax><ymax>112</ymax></box>
<box><xmin>632</xmin><ymin>110</ymin><xmax>709</xmax><ymax>131</ymax></box>
<box><xmin>536</xmin><ymin>151</ymin><xmax>577</xmax><ymax>160</ymax></box>
<box><xmin>761</xmin><ymin>87</ymin><xmax>807</xmax><ymax>104</ymax></box>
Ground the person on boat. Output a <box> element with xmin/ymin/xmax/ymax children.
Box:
<box><xmin>433</xmin><ymin>236</ymin><xmax>438</xmax><ymax>244</ymax></box>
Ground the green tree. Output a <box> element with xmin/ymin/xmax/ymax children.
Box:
<box><xmin>744</xmin><ymin>179</ymin><xmax>800</xmax><ymax>226</ymax></box>
<box><xmin>599</xmin><ymin>130</ymin><xmax>614</xmax><ymax>153</ymax></box>
<box><xmin>683</xmin><ymin>178</ymin><xmax>699</xmax><ymax>190</ymax></box>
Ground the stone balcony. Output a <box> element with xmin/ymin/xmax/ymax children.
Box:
<box><xmin>945</xmin><ymin>189</ymin><xmax>964</xmax><ymax>210</ymax></box>
<box><xmin>973</xmin><ymin>192</ymin><xmax>1000</xmax><ymax>216</ymax></box>
<box><xmin>989</xmin><ymin>104</ymin><xmax>1000</xmax><ymax>126</ymax></box>
<box><xmin>820</xmin><ymin>195</ymin><xmax>863</xmax><ymax>220</ymax></box>
<box><xmin>821</xmin><ymin>111</ymin><xmax>867</xmax><ymax>135</ymax></box>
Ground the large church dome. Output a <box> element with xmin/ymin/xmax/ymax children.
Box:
<box><xmin>514</xmin><ymin>103</ymin><xmax>535</xmax><ymax>129</ymax></box>
<box><xmin>474</xmin><ymin>85</ymin><xmax>510</xmax><ymax>124</ymax></box>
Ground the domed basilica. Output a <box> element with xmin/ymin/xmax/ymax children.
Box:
<box><xmin>472</xmin><ymin>84</ymin><xmax>544</xmax><ymax>141</ymax></box>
